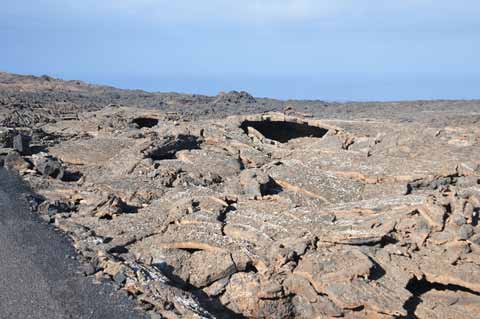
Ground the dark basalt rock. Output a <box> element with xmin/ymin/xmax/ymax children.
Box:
<box><xmin>35</xmin><ymin>156</ymin><xmax>64</xmax><ymax>179</ymax></box>
<box><xmin>13</xmin><ymin>133</ymin><xmax>31</xmax><ymax>155</ymax></box>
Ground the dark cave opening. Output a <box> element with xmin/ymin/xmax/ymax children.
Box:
<box><xmin>240</xmin><ymin>120</ymin><xmax>328</xmax><ymax>143</ymax></box>
<box><xmin>260</xmin><ymin>177</ymin><xmax>284</xmax><ymax>196</ymax></box>
<box><xmin>62</xmin><ymin>171</ymin><xmax>83</xmax><ymax>182</ymax></box>
<box><xmin>131</xmin><ymin>117</ymin><xmax>159</xmax><ymax>129</ymax></box>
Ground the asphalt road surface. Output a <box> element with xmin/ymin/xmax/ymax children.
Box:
<box><xmin>0</xmin><ymin>168</ymin><xmax>147</xmax><ymax>319</ymax></box>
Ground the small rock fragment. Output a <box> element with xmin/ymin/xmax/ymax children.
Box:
<box><xmin>81</xmin><ymin>263</ymin><xmax>97</xmax><ymax>276</ymax></box>
<box><xmin>458</xmin><ymin>224</ymin><xmax>474</xmax><ymax>240</ymax></box>
<box><xmin>13</xmin><ymin>134</ymin><xmax>31</xmax><ymax>155</ymax></box>
<box><xmin>451</xmin><ymin>213</ymin><xmax>466</xmax><ymax>226</ymax></box>
<box><xmin>113</xmin><ymin>271</ymin><xmax>127</xmax><ymax>284</ymax></box>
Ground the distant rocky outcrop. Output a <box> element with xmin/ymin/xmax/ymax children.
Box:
<box><xmin>213</xmin><ymin>90</ymin><xmax>257</xmax><ymax>106</ymax></box>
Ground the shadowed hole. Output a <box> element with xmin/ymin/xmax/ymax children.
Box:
<box><xmin>131</xmin><ymin>117</ymin><xmax>159</xmax><ymax>128</ymax></box>
<box><xmin>148</xmin><ymin>135</ymin><xmax>201</xmax><ymax>161</ymax></box>
<box><xmin>402</xmin><ymin>277</ymin><xmax>480</xmax><ymax>319</ymax></box>
<box><xmin>62</xmin><ymin>171</ymin><xmax>82</xmax><ymax>182</ymax></box>
<box><xmin>240</xmin><ymin>120</ymin><xmax>328</xmax><ymax>143</ymax></box>
<box><xmin>108</xmin><ymin>245</ymin><xmax>129</xmax><ymax>254</ymax></box>
<box><xmin>261</xmin><ymin>177</ymin><xmax>284</xmax><ymax>196</ymax></box>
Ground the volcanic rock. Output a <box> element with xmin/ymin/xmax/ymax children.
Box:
<box><xmin>34</xmin><ymin>155</ymin><xmax>65</xmax><ymax>179</ymax></box>
<box><xmin>0</xmin><ymin>127</ymin><xmax>14</xmax><ymax>148</ymax></box>
<box><xmin>2</xmin><ymin>72</ymin><xmax>480</xmax><ymax>319</ymax></box>
<box><xmin>13</xmin><ymin>133</ymin><xmax>31</xmax><ymax>155</ymax></box>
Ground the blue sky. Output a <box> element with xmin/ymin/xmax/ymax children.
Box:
<box><xmin>1</xmin><ymin>1</ymin><xmax>479</xmax><ymax>100</ymax></box>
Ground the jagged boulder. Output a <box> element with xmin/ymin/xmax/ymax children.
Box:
<box><xmin>34</xmin><ymin>156</ymin><xmax>65</xmax><ymax>179</ymax></box>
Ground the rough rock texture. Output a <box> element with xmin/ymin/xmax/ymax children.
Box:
<box><xmin>2</xmin><ymin>72</ymin><xmax>480</xmax><ymax>318</ymax></box>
